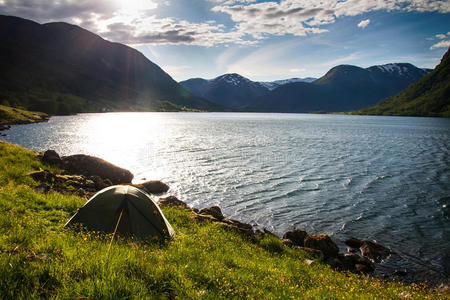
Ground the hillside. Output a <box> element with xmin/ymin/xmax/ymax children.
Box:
<box><xmin>0</xmin><ymin>105</ymin><xmax>48</xmax><ymax>125</ymax></box>
<box><xmin>356</xmin><ymin>48</ymin><xmax>450</xmax><ymax>117</ymax></box>
<box><xmin>246</xmin><ymin>63</ymin><xmax>431</xmax><ymax>113</ymax></box>
<box><xmin>0</xmin><ymin>15</ymin><xmax>223</xmax><ymax>114</ymax></box>
<box><xmin>0</xmin><ymin>140</ymin><xmax>442</xmax><ymax>298</ymax></box>
<box><xmin>180</xmin><ymin>73</ymin><xmax>269</xmax><ymax>109</ymax></box>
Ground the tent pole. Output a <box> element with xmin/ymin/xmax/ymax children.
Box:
<box><xmin>107</xmin><ymin>207</ymin><xmax>124</xmax><ymax>255</ymax></box>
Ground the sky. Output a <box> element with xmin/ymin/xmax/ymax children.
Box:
<box><xmin>0</xmin><ymin>0</ymin><xmax>449</xmax><ymax>82</ymax></box>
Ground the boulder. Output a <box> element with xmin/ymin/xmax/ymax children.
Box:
<box><xmin>304</xmin><ymin>234</ymin><xmax>339</xmax><ymax>258</ymax></box>
<box><xmin>282</xmin><ymin>228</ymin><xmax>308</xmax><ymax>247</ymax></box>
<box><xmin>199</xmin><ymin>206</ymin><xmax>224</xmax><ymax>220</ymax></box>
<box><xmin>158</xmin><ymin>196</ymin><xmax>190</xmax><ymax>209</ymax></box>
<box><xmin>282</xmin><ymin>239</ymin><xmax>293</xmax><ymax>248</ymax></box>
<box><xmin>42</xmin><ymin>150</ymin><xmax>62</xmax><ymax>166</ymax></box>
<box><xmin>135</xmin><ymin>180</ymin><xmax>169</xmax><ymax>194</ymax></box>
<box><xmin>355</xmin><ymin>264</ymin><xmax>373</xmax><ymax>274</ymax></box>
<box><xmin>194</xmin><ymin>214</ymin><xmax>219</xmax><ymax>223</ymax></box>
<box><xmin>28</xmin><ymin>170</ymin><xmax>55</xmax><ymax>182</ymax></box>
<box><xmin>89</xmin><ymin>175</ymin><xmax>110</xmax><ymax>190</ymax></box>
<box><xmin>344</xmin><ymin>237</ymin><xmax>364</xmax><ymax>249</ymax></box>
<box><xmin>223</xmin><ymin>218</ymin><xmax>253</xmax><ymax>231</ymax></box>
<box><xmin>325</xmin><ymin>257</ymin><xmax>344</xmax><ymax>270</ymax></box>
<box><xmin>296</xmin><ymin>247</ymin><xmax>324</xmax><ymax>261</ymax></box>
<box><xmin>338</xmin><ymin>253</ymin><xmax>374</xmax><ymax>273</ymax></box>
<box><xmin>219</xmin><ymin>223</ymin><xmax>254</xmax><ymax>237</ymax></box>
<box><xmin>62</xmin><ymin>154</ymin><xmax>133</xmax><ymax>184</ymax></box>
<box><xmin>34</xmin><ymin>183</ymin><xmax>50</xmax><ymax>193</ymax></box>
<box><xmin>360</xmin><ymin>241</ymin><xmax>391</xmax><ymax>262</ymax></box>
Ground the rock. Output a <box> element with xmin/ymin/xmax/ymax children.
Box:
<box><xmin>89</xmin><ymin>175</ymin><xmax>108</xmax><ymax>190</ymax></box>
<box><xmin>34</xmin><ymin>183</ymin><xmax>50</xmax><ymax>193</ymax></box>
<box><xmin>194</xmin><ymin>214</ymin><xmax>217</xmax><ymax>223</ymax></box>
<box><xmin>135</xmin><ymin>180</ymin><xmax>169</xmax><ymax>194</ymax></box>
<box><xmin>355</xmin><ymin>264</ymin><xmax>372</xmax><ymax>274</ymax></box>
<box><xmin>158</xmin><ymin>196</ymin><xmax>190</xmax><ymax>209</ymax></box>
<box><xmin>282</xmin><ymin>239</ymin><xmax>293</xmax><ymax>248</ymax></box>
<box><xmin>76</xmin><ymin>188</ymin><xmax>86</xmax><ymax>197</ymax></box>
<box><xmin>103</xmin><ymin>178</ymin><xmax>113</xmax><ymax>187</ymax></box>
<box><xmin>263</xmin><ymin>228</ymin><xmax>277</xmax><ymax>237</ymax></box>
<box><xmin>304</xmin><ymin>234</ymin><xmax>339</xmax><ymax>258</ymax></box>
<box><xmin>219</xmin><ymin>223</ymin><xmax>254</xmax><ymax>237</ymax></box>
<box><xmin>325</xmin><ymin>257</ymin><xmax>344</xmax><ymax>270</ymax></box>
<box><xmin>296</xmin><ymin>247</ymin><xmax>324</xmax><ymax>261</ymax></box>
<box><xmin>344</xmin><ymin>237</ymin><xmax>364</xmax><ymax>249</ymax></box>
<box><xmin>305</xmin><ymin>259</ymin><xmax>315</xmax><ymax>266</ymax></box>
<box><xmin>62</xmin><ymin>154</ymin><xmax>133</xmax><ymax>184</ymax></box>
<box><xmin>199</xmin><ymin>206</ymin><xmax>224</xmax><ymax>220</ymax></box>
<box><xmin>223</xmin><ymin>218</ymin><xmax>253</xmax><ymax>231</ymax></box>
<box><xmin>338</xmin><ymin>253</ymin><xmax>374</xmax><ymax>273</ymax></box>
<box><xmin>360</xmin><ymin>241</ymin><xmax>391</xmax><ymax>262</ymax></box>
<box><xmin>28</xmin><ymin>170</ymin><xmax>55</xmax><ymax>182</ymax></box>
<box><xmin>42</xmin><ymin>150</ymin><xmax>62</xmax><ymax>166</ymax></box>
<box><xmin>282</xmin><ymin>228</ymin><xmax>308</xmax><ymax>247</ymax></box>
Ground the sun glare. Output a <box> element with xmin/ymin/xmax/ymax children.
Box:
<box><xmin>116</xmin><ymin>0</ymin><xmax>157</xmax><ymax>15</ymax></box>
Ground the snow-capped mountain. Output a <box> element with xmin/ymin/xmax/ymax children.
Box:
<box><xmin>259</xmin><ymin>78</ymin><xmax>317</xmax><ymax>90</ymax></box>
<box><xmin>247</xmin><ymin>63</ymin><xmax>432</xmax><ymax>113</ymax></box>
<box><xmin>366</xmin><ymin>63</ymin><xmax>432</xmax><ymax>81</ymax></box>
<box><xmin>180</xmin><ymin>73</ymin><xmax>269</xmax><ymax>108</ymax></box>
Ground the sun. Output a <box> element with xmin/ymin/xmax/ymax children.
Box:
<box><xmin>116</xmin><ymin>0</ymin><xmax>158</xmax><ymax>15</ymax></box>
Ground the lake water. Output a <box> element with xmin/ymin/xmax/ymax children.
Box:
<box><xmin>2</xmin><ymin>112</ymin><xmax>449</xmax><ymax>283</ymax></box>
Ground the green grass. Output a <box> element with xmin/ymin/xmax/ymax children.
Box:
<box><xmin>0</xmin><ymin>105</ymin><xmax>48</xmax><ymax>125</ymax></box>
<box><xmin>0</xmin><ymin>141</ymin><xmax>445</xmax><ymax>299</ymax></box>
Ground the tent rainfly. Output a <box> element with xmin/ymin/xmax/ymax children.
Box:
<box><xmin>65</xmin><ymin>185</ymin><xmax>175</xmax><ymax>240</ymax></box>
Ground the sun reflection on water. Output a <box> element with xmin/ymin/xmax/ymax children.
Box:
<box><xmin>78</xmin><ymin>112</ymin><xmax>170</xmax><ymax>182</ymax></box>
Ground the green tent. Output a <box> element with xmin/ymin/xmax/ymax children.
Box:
<box><xmin>65</xmin><ymin>185</ymin><xmax>175</xmax><ymax>240</ymax></box>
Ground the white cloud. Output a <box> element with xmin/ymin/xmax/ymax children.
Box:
<box><xmin>225</xmin><ymin>39</ymin><xmax>308</xmax><ymax>78</ymax></box>
<box><xmin>0</xmin><ymin>0</ymin><xmax>449</xmax><ymax>46</ymax></box>
<box><xmin>290</xmin><ymin>68</ymin><xmax>306</xmax><ymax>73</ymax></box>
<box><xmin>436</xmin><ymin>34</ymin><xmax>446</xmax><ymax>39</ymax></box>
<box><xmin>320</xmin><ymin>52</ymin><xmax>362</xmax><ymax>66</ymax></box>
<box><xmin>430</xmin><ymin>40</ymin><xmax>450</xmax><ymax>50</ymax></box>
<box><xmin>357</xmin><ymin>19</ymin><xmax>370</xmax><ymax>28</ymax></box>
<box><xmin>160</xmin><ymin>65</ymin><xmax>191</xmax><ymax>78</ymax></box>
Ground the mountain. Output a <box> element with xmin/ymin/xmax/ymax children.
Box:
<box><xmin>357</xmin><ymin>48</ymin><xmax>450</xmax><ymax>117</ymax></box>
<box><xmin>246</xmin><ymin>63</ymin><xmax>431</xmax><ymax>113</ymax></box>
<box><xmin>0</xmin><ymin>15</ymin><xmax>223</xmax><ymax>114</ymax></box>
<box><xmin>180</xmin><ymin>73</ymin><xmax>269</xmax><ymax>108</ymax></box>
<box><xmin>259</xmin><ymin>78</ymin><xmax>317</xmax><ymax>90</ymax></box>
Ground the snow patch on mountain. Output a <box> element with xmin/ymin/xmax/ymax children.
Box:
<box><xmin>260</xmin><ymin>78</ymin><xmax>317</xmax><ymax>90</ymax></box>
<box><xmin>212</xmin><ymin>73</ymin><xmax>252</xmax><ymax>86</ymax></box>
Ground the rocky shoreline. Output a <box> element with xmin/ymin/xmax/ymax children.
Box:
<box><xmin>27</xmin><ymin>149</ymin><xmax>413</xmax><ymax>280</ymax></box>
<box><xmin>0</xmin><ymin>112</ymin><xmax>49</xmax><ymax>136</ymax></box>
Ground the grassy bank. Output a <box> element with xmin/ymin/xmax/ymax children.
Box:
<box><xmin>0</xmin><ymin>141</ymin><xmax>445</xmax><ymax>299</ymax></box>
<box><xmin>0</xmin><ymin>105</ymin><xmax>48</xmax><ymax>125</ymax></box>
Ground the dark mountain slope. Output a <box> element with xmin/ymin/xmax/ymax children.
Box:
<box><xmin>357</xmin><ymin>48</ymin><xmax>450</xmax><ymax>117</ymax></box>
<box><xmin>0</xmin><ymin>15</ymin><xmax>222</xmax><ymax>114</ymax></box>
<box><xmin>246</xmin><ymin>63</ymin><xmax>431</xmax><ymax>113</ymax></box>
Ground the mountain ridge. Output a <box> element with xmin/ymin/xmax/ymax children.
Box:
<box><xmin>246</xmin><ymin>63</ymin><xmax>431</xmax><ymax>113</ymax></box>
<box><xmin>180</xmin><ymin>73</ymin><xmax>269</xmax><ymax>108</ymax></box>
<box><xmin>355</xmin><ymin>48</ymin><xmax>450</xmax><ymax>117</ymax></box>
<box><xmin>0</xmin><ymin>15</ymin><xmax>224</xmax><ymax>114</ymax></box>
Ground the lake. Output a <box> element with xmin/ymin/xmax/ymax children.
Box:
<box><xmin>2</xmin><ymin>112</ymin><xmax>449</xmax><ymax>283</ymax></box>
